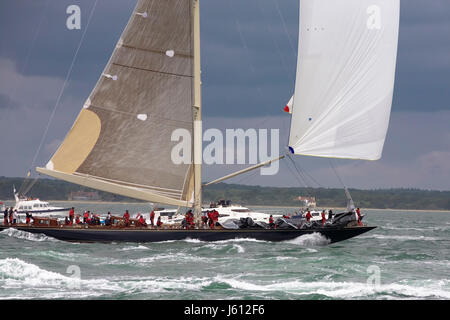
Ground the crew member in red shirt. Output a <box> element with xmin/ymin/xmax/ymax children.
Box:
<box><xmin>305</xmin><ymin>210</ymin><xmax>312</xmax><ymax>222</ymax></box>
<box><xmin>269</xmin><ymin>215</ymin><xmax>275</xmax><ymax>229</ymax></box>
<box><xmin>207</xmin><ymin>210</ymin><xmax>213</xmax><ymax>229</ymax></box>
<box><xmin>212</xmin><ymin>209</ymin><xmax>219</xmax><ymax>228</ymax></box>
<box><xmin>356</xmin><ymin>208</ymin><xmax>363</xmax><ymax>226</ymax></box>
<box><xmin>321</xmin><ymin>210</ymin><xmax>326</xmax><ymax>226</ymax></box>
<box><xmin>83</xmin><ymin>211</ymin><xmax>89</xmax><ymax>224</ymax></box>
<box><xmin>185</xmin><ymin>210</ymin><xmax>194</xmax><ymax>229</ymax></box>
<box><xmin>69</xmin><ymin>207</ymin><xmax>75</xmax><ymax>224</ymax></box>
<box><xmin>123</xmin><ymin>210</ymin><xmax>130</xmax><ymax>227</ymax></box>
<box><xmin>138</xmin><ymin>214</ymin><xmax>147</xmax><ymax>227</ymax></box>
<box><xmin>156</xmin><ymin>216</ymin><xmax>163</xmax><ymax>228</ymax></box>
<box><xmin>25</xmin><ymin>212</ymin><xmax>31</xmax><ymax>224</ymax></box>
<box><xmin>150</xmin><ymin>210</ymin><xmax>155</xmax><ymax>227</ymax></box>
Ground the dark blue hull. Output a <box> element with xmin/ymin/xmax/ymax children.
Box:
<box><xmin>0</xmin><ymin>225</ymin><xmax>376</xmax><ymax>244</ymax></box>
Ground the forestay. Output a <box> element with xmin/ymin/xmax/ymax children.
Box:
<box><xmin>37</xmin><ymin>0</ymin><xmax>196</xmax><ymax>207</ymax></box>
<box><xmin>288</xmin><ymin>0</ymin><xmax>400</xmax><ymax>160</ymax></box>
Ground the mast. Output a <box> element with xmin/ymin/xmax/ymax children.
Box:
<box><xmin>192</xmin><ymin>0</ymin><xmax>202</xmax><ymax>221</ymax></box>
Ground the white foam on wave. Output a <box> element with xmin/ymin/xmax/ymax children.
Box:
<box><xmin>234</xmin><ymin>244</ymin><xmax>245</xmax><ymax>253</ymax></box>
<box><xmin>359</xmin><ymin>234</ymin><xmax>442</xmax><ymax>241</ymax></box>
<box><xmin>0</xmin><ymin>258</ymin><xmax>82</xmax><ymax>288</ymax></box>
<box><xmin>381</xmin><ymin>226</ymin><xmax>430</xmax><ymax>232</ymax></box>
<box><xmin>215</xmin><ymin>238</ymin><xmax>268</xmax><ymax>244</ymax></box>
<box><xmin>0</xmin><ymin>228</ymin><xmax>58</xmax><ymax>242</ymax></box>
<box><xmin>2</xmin><ymin>258</ymin><xmax>448</xmax><ymax>300</ymax></box>
<box><xmin>113</xmin><ymin>276</ymin><xmax>213</xmax><ymax>293</ymax></box>
<box><xmin>118</xmin><ymin>245</ymin><xmax>149</xmax><ymax>251</ymax></box>
<box><xmin>212</xmin><ymin>276</ymin><xmax>450</xmax><ymax>299</ymax></box>
<box><xmin>285</xmin><ymin>233</ymin><xmax>331</xmax><ymax>246</ymax></box>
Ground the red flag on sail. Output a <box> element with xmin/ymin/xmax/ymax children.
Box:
<box><xmin>283</xmin><ymin>95</ymin><xmax>293</xmax><ymax>114</ymax></box>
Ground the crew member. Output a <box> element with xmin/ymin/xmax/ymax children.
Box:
<box><xmin>25</xmin><ymin>212</ymin><xmax>31</xmax><ymax>224</ymax></box>
<box><xmin>269</xmin><ymin>215</ymin><xmax>275</xmax><ymax>229</ymax></box>
<box><xmin>356</xmin><ymin>208</ymin><xmax>363</xmax><ymax>226</ymax></box>
<box><xmin>138</xmin><ymin>214</ymin><xmax>147</xmax><ymax>227</ymax></box>
<box><xmin>305</xmin><ymin>210</ymin><xmax>312</xmax><ymax>222</ymax></box>
<box><xmin>123</xmin><ymin>210</ymin><xmax>130</xmax><ymax>227</ymax></box>
<box><xmin>12</xmin><ymin>210</ymin><xmax>19</xmax><ymax>224</ymax></box>
<box><xmin>207</xmin><ymin>210</ymin><xmax>213</xmax><ymax>229</ymax></box>
<box><xmin>156</xmin><ymin>216</ymin><xmax>162</xmax><ymax>228</ymax></box>
<box><xmin>328</xmin><ymin>209</ymin><xmax>333</xmax><ymax>220</ymax></box>
<box><xmin>69</xmin><ymin>207</ymin><xmax>75</xmax><ymax>224</ymax></box>
<box><xmin>321</xmin><ymin>210</ymin><xmax>326</xmax><ymax>226</ymax></box>
<box><xmin>105</xmin><ymin>212</ymin><xmax>112</xmax><ymax>226</ymax></box>
<box><xmin>185</xmin><ymin>210</ymin><xmax>194</xmax><ymax>229</ymax></box>
<box><xmin>212</xmin><ymin>209</ymin><xmax>219</xmax><ymax>229</ymax></box>
<box><xmin>83</xmin><ymin>211</ymin><xmax>89</xmax><ymax>224</ymax></box>
<box><xmin>8</xmin><ymin>207</ymin><xmax>13</xmax><ymax>225</ymax></box>
<box><xmin>201</xmin><ymin>214</ymin><xmax>208</xmax><ymax>228</ymax></box>
<box><xmin>150</xmin><ymin>210</ymin><xmax>155</xmax><ymax>227</ymax></box>
<box><xmin>3</xmin><ymin>207</ymin><xmax>8</xmax><ymax>225</ymax></box>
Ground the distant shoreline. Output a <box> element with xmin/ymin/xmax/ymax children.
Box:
<box><xmin>3</xmin><ymin>200</ymin><xmax>449</xmax><ymax>213</ymax></box>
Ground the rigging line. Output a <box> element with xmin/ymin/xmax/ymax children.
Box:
<box><xmin>15</xmin><ymin>0</ymin><xmax>52</xmax><ymax>196</ymax></box>
<box><xmin>329</xmin><ymin>159</ymin><xmax>346</xmax><ymax>188</ymax></box>
<box><xmin>254</xmin><ymin>0</ymin><xmax>295</xmax><ymax>81</ymax></box>
<box><xmin>286</xmin><ymin>153</ymin><xmax>315</xmax><ymax>188</ymax></box>
<box><xmin>293</xmin><ymin>157</ymin><xmax>324</xmax><ymax>188</ymax></box>
<box><xmin>26</xmin><ymin>0</ymin><xmax>99</xmax><ymax>186</ymax></box>
<box><xmin>21</xmin><ymin>174</ymin><xmax>41</xmax><ymax>197</ymax></box>
<box><xmin>283</xmin><ymin>155</ymin><xmax>308</xmax><ymax>188</ymax></box>
<box><xmin>271</xmin><ymin>0</ymin><xmax>297</xmax><ymax>58</ymax></box>
<box><xmin>287</xmin><ymin>152</ymin><xmax>324</xmax><ymax>189</ymax></box>
<box><xmin>227</xmin><ymin>0</ymin><xmax>268</xmax><ymax>98</ymax></box>
<box><xmin>226</xmin><ymin>0</ymin><xmax>276</xmax><ymax>134</ymax></box>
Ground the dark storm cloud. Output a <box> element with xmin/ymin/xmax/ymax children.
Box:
<box><xmin>2</xmin><ymin>0</ymin><xmax>447</xmax><ymax>118</ymax></box>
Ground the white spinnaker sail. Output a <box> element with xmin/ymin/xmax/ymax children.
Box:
<box><xmin>288</xmin><ymin>0</ymin><xmax>400</xmax><ymax>160</ymax></box>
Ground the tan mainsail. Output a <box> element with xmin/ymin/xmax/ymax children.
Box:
<box><xmin>37</xmin><ymin>0</ymin><xmax>199</xmax><ymax>207</ymax></box>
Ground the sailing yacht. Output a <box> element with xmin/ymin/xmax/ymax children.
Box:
<box><xmin>0</xmin><ymin>0</ymin><xmax>400</xmax><ymax>243</ymax></box>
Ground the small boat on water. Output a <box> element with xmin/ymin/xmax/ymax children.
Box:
<box><xmin>152</xmin><ymin>200</ymin><xmax>283</xmax><ymax>226</ymax></box>
<box><xmin>1</xmin><ymin>0</ymin><xmax>399</xmax><ymax>244</ymax></box>
<box><xmin>12</xmin><ymin>188</ymin><xmax>70</xmax><ymax>218</ymax></box>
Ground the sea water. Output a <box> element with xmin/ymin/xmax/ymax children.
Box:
<box><xmin>0</xmin><ymin>203</ymin><xmax>449</xmax><ymax>300</ymax></box>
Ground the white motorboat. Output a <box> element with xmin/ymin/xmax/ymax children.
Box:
<box><xmin>137</xmin><ymin>200</ymin><xmax>283</xmax><ymax>226</ymax></box>
<box><xmin>13</xmin><ymin>188</ymin><xmax>70</xmax><ymax>218</ymax></box>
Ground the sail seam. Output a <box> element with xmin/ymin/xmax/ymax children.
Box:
<box><xmin>111</xmin><ymin>62</ymin><xmax>193</xmax><ymax>79</ymax></box>
<box><xmin>73</xmin><ymin>172</ymin><xmax>183</xmax><ymax>194</ymax></box>
<box><xmin>88</xmin><ymin>104</ymin><xmax>193</xmax><ymax>126</ymax></box>
<box><xmin>120</xmin><ymin>44</ymin><xmax>193</xmax><ymax>59</ymax></box>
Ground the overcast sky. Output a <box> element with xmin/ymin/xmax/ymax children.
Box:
<box><xmin>0</xmin><ymin>0</ymin><xmax>449</xmax><ymax>191</ymax></box>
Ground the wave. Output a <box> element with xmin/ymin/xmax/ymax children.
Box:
<box><xmin>1</xmin><ymin>258</ymin><xmax>448</xmax><ymax>300</ymax></box>
<box><xmin>0</xmin><ymin>228</ymin><xmax>59</xmax><ymax>242</ymax></box>
<box><xmin>0</xmin><ymin>258</ymin><xmax>83</xmax><ymax>289</ymax></box>
<box><xmin>381</xmin><ymin>225</ymin><xmax>450</xmax><ymax>232</ymax></box>
<box><xmin>285</xmin><ymin>233</ymin><xmax>331</xmax><ymax>246</ymax></box>
<box><xmin>118</xmin><ymin>245</ymin><xmax>149</xmax><ymax>251</ymax></box>
<box><xmin>359</xmin><ymin>234</ymin><xmax>443</xmax><ymax>241</ymax></box>
<box><xmin>212</xmin><ymin>276</ymin><xmax>450</xmax><ymax>299</ymax></box>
